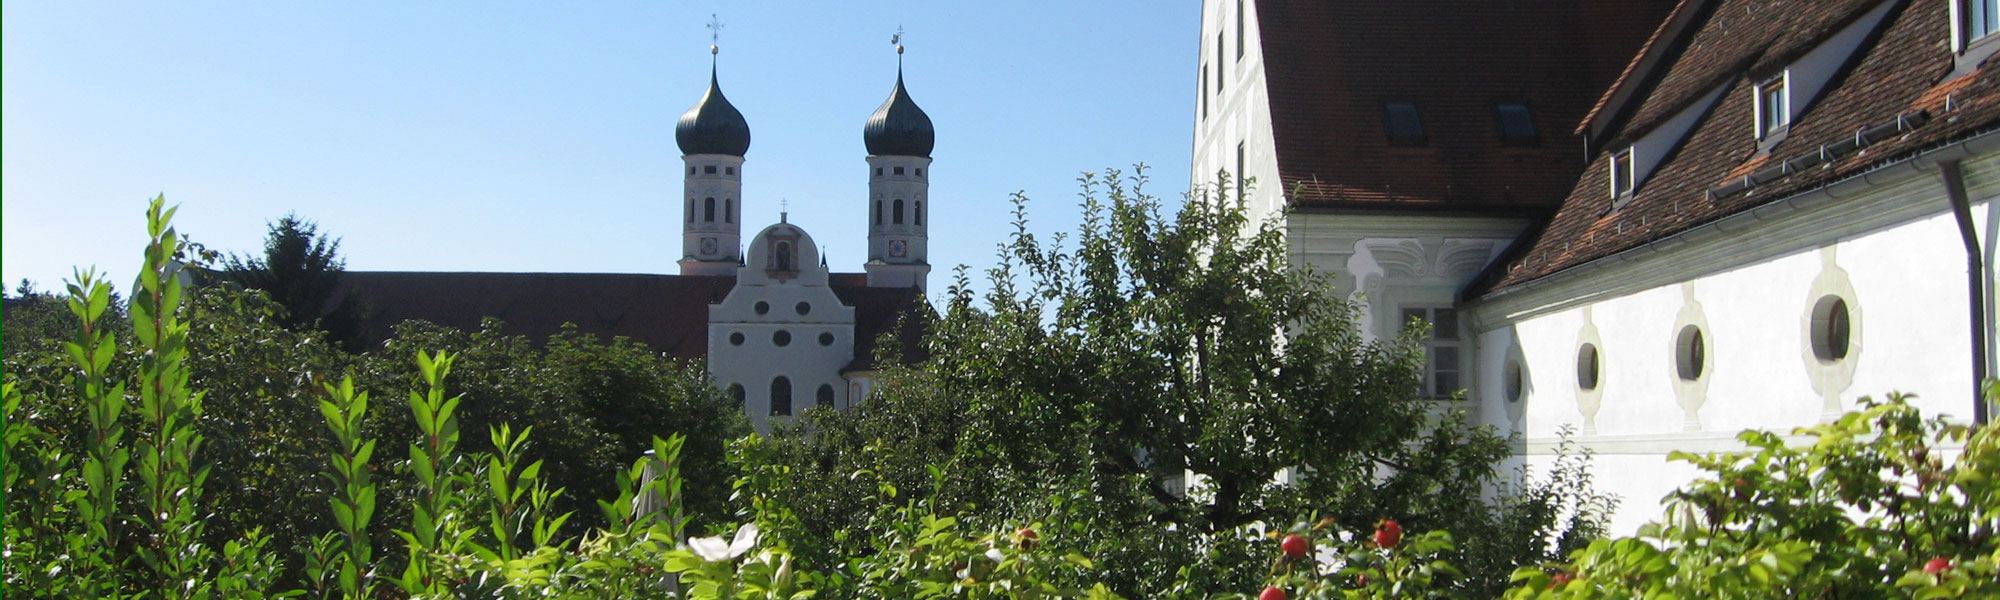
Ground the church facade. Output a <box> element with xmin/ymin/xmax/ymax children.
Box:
<box><xmin>342</xmin><ymin>48</ymin><xmax>937</xmax><ymax>435</ymax></box>
<box><xmin>1199</xmin><ymin>0</ymin><xmax>2000</xmax><ymax>533</ymax></box>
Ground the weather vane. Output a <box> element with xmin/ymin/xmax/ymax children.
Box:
<box><xmin>891</xmin><ymin>26</ymin><xmax>904</xmax><ymax>54</ymax></box>
<box><xmin>707</xmin><ymin>14</ymin><xmax>724</xmax><ymax>54</ymax></box>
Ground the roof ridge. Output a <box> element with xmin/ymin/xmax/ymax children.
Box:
<box><xmin>1579</xmin><ymin>0</ymin><xmax>1716</xmax><ymax>140</ymax></box>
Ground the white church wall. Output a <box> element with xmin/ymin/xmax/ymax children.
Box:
<box><xmin>709</xmin><ymin>223</ymin><xmax>859</xmax><ymax>434</ymax></box>
<box><xmin>1192</xmin><ymin>0</ymin><xmax>1282</xmax><ymax>225</ymax></box>
<box><xmin>1477</xmin><ymin>153</ymin><xmax>2000</xmax><ymax>534</ymax></box>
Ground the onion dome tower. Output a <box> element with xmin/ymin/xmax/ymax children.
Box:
<box><xmin>678</xmin><ymin>44</ymin><xmax>751</xmax><ymax>276</ymax></box>
<box><xmin>862</xmin><ymin>43</ymin><xmax>934</xmax><ymax>290</ymax></box>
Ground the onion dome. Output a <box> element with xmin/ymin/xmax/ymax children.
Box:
<box><xmin>863</xmin><ymin>64</ymin><xmax>934</xmax><ymax>158</ymax></box>
<box><xmin>676</xmin><ymin>56</ymin><xmax>751</xmax><ymax>157</ymax></box>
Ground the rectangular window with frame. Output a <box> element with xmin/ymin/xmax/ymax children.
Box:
<box><xmin>1755</xmin><ymin>74</ymin><xmax>1788</xmax><ymax>139</ymax></box>
<box><xmin>1235</xmin><ymin>141</ymin><xmax>1246</xmax><ymax>200</ymax></box>
<box><xmin>1970</xmin><ymin>0</ymin><xmax>1999</xmax><ymax>44</ymax></box>
<box><xmin>1216</xmin><ymin>33</ymin><xmax>1226</xmax><ymax>92</ymax></box>
<box><xmin>1610</xmin><ymin>147</ymin><xmax>1635</xmax><ymax>202</ymax></box>
<box><xmin>1402</xmin><ymin>307</ymin><xmax>1463</xmax><ymax>399</ymax></box>
<box><xmin>1494</xmin><ymin>102</ymin><xmax>1538</xmax><ymax>147</ymax></box>
<box><xmin>1382</xmin><ymin>102</ymin><xmax>1427</xmax><ymax>147</ymax></box>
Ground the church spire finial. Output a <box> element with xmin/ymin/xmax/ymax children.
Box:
<box><xmin>891</xmin><ymin>26</ymin><xmax>905</xmax><ymax>69</ymax></box>
<box><xmin>707</xmin><ymin>14</ymin><xmax>724</xmax><ymax>57</ymax></box>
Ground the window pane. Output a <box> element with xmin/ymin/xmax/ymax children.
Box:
<box><xmin>1433</xmin><ymin>345</ymin><xmax>1459</xmax><ymax>368</ymax></box>
<box><xmin>1432</xmin><ymin>310</ymin><xmax>1458</xmax><ymax>340</ymax></box>
<box><xmin>1433</xmin><ymin>371</ymin><xmax>1460</xmax><ymax>398</ymax></box>
<box><xmin>1383</xmin><ymin>103</ymin><xmax>1426</xmax><ymax>146</ymax></box>
<box><xmin>1495</xmin><ymin>104</ymin><xmax>1537</xmax><ymax>146</ymax></box>
<box><xmin>1612</xmin><ymin>151</ymin><xmax>1633</xmax><ymax>196</ymax></box>
<box><xmin>1976</xmin><ymin>0</ymin><xmax>1999</xmax><ymax>40</ymax></box>
<box><xmin>1759</xmin><ymin>80</ymin><xmax>1787</xmax><ymax>135</ymax></box>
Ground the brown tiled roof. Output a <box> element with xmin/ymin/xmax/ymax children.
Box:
<box><xmin>1484</xmin><ymin>0</ymin><xmax>2000</xmax><ymax>292</ymax></box>
<box><xmin>1255</xmin><ymin>0</ymin><xmax>1672</xmax><ymax>211</ymax></box>
<box><xmin>338</xmin><ymin>271</ymin><xmax>932</xmax><ymax>367</ymax></box>
<box><xmin>1607</xmin><ymin>0</ymin><xmax>1885</xmax><ymax>143</ymax></box>
<box><xmin>831</xmin><ymin>285</ymin><xmax>933</xmax><ymax>372</ymax></box>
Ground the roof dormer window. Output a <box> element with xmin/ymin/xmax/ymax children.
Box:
<box><xmin>1957</xmin><ymin>0</ymin><xmax>2000</xmax><ymax>73</ymax></box>
<box><xmin>1755</xmin><ymin>73</ymin><xmax>1789</xmax><ymax>141</ymax></box>
<box><xmin>1383</xmin><ymin>102</ymin><xmax>1427</xmax><ymax>147</ymax></box>
<box><xmin>1968</xmin><ymin>0</ymin><xmax>1998</xmax><ymax>43</ymax></box>
<box><xmin>1494</xmin><ymin>103</ymin><xmax>1538</xmax><ymax>147</ymax></box>
<box><xmin>1610</xmin><ymin>147</ymin><xmax>1635</xmax><ymax>205</ymax></box>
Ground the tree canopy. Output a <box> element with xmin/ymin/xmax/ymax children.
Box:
<box><xmin>220</xmin><ymin>213</ymin><xmax>369</xmax><ymax>352</ymax></box>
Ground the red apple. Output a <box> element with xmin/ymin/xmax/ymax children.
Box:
<box><xmin>1258</xmin><ymin>585</ymin><xmax>1286</xmax><ymax>600</ymax></box>
<box><xmin>1924</xmin><ymin>557</ymin><xmax>1951</xmax><ymax>575</ymax></box>
<box><xmin>1280</xmin><ymin>534</ymin><xmax>1310</xmax><ymax>560</ymax></box>
<box><xmin>1374</xmin><ymin>519</ymin><xmax>1402</xmax><ymax>549</ymax></box>
<box><xmin>1551</xmin><ymin>572</ymin><xmax>1571</xmax><ymax>586</ymax></box>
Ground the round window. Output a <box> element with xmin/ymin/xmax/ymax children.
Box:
<box><xmin>1811</xmin><ymin>296</ymin><xmax>1851</xmax><ymax>362</ymax></box>
<box><xmin>796</xmin><ymin>302</ymin><xmax>811</xmax><ymax>316</ymax></box>
<box><xmin>1576</xmin><ymin>343</ymin><xmax>1600</xmax><ymax>391</ymax></box>
<box><xmin>819</xmin><ymin>332</ymin><xmax>835</xmax><ymax>346</ymax></box>
<box><xmin>729</xmin><ymin>332</ymin><xmax>745</xmax><ymax>346</ymax></box>
<box><xmin>773</xmin><ymin>330</ymin><xmax>791</xmax><ymax>347</ymax></box>
<box><xmin>754</xmin><ymin>301</ymin><xmax>770</xmax><ymax>315</ymax></box>
<box><xmin>1676</xmin><ymin>326</ymin><xmax>1706</xmax><ymax>381</ymax></box>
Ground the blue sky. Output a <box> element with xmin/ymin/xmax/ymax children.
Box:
<box><xmin>3</xmin><ymin>2</ymin><xmax>1197</xmax><ymax>300</ymax></box>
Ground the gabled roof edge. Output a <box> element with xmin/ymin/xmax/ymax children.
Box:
<box><xmin>1580</xmin><ymin>0</ymin><xmax>1720</xmax><ymax>143</ymax></box>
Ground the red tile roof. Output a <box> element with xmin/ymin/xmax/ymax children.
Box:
<box><xmin>338</xmin><ymin>271</ymin><xmax>931</xmax><ymax>367</ymax></box>
<box><xmin>1483</xmin><ymin>0</ymin><xmax>2000</xmax><ymax>292</ymax></box>
<box><xmin>1255</xmin><ymin>0</ymin><xmax>1672</xmax><ymax>211</ymax></box>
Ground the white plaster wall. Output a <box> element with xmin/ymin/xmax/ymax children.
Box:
<box><xmin>1489</xmin><ymin>195</ymin><xmax>1990</xmax><ymax>534</ymax></box>
<box><xmin>1192</xmin><ymin>0</ymin><xmax>1282</xmax><ymax>225</ymax></box>
<box><xmin>709</xmin><ymin>222</ymin><xmax>858</xmax><ymax>434</ymax></box>
<box><xmin>1842</xmin><ymin>210</ymin><xmax>1978</xmax><ymax>418</ymax></box>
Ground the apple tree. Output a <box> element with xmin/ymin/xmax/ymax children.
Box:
<box><xmin>754</xmin><ymin>168</ymin><xmax>1607</xmax><ymax>598</ymax></box>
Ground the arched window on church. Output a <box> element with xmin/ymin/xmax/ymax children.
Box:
<box><xmin>875</xmin><ymin>201</ymin><xmax>883</xmax><ymax>225</ymax></box>
<box><xmin>817</xmin><ymin>384</ymin><xmax>834</xmax><ymax>408</ymax></box>
<box><xmin>893</xmin><ymin>199</ymin><xmax>904</xmax><ymax>224</ymax></box>
<box><xmin>725</xmin><ymin>198</ymin><xmax>733</xmax><ymax>223</ymax></box>
<box><xmin>704</xmin><ymin>197</ymin><xmax>716</xmax><ymax>222</ymax></box>
<box><xmin>775</xmin><ymin>241</ymin><xmax>793</xmax><ymax>271</ymax></box>
<box><xmin>728</xmin><ymin>384</ymin><xmax>745</xmax><ymax>407</ymax></box>
<box><xmin>915</xmin><ymin>201</ymin><xmax>924</xmax><ymax>226</ymax></box>
<box><xmin>770</xmin><ymin>377</ymin><xmax>792</xmax><ymax>416</ymax></box>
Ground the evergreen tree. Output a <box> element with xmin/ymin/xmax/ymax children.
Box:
<box><xmin>222</xmin><ymin>213</ymin><xmax>369</xmax><ymax>352</ymax></box>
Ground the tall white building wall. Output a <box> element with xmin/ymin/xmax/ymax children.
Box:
<box><xmin>1472</xmin><ymin>148</ymin><xmax>2000</xmax><ymax>534</ymax></box>
<box><xmin>1192</xmin><ymin>0</ymin><xmax>1283</xmax><ymax>225</ymax></box>
<box><xmin>709</xmin><ymin>223</ymin><xmax>859</xmax><ymax>434</ymax></box>
<box><xmin>864</xmin><ymin>154</ymin><xmax>932</xmax><ymax>290</ymax></box>
<box><xmin>681</xmin><ymin>154</ymin><xmax>746</xmax><ymax>275</ymax></box>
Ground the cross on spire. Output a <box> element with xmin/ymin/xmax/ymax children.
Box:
<box><xmin>707</xmin><ymin>14</ymin><xmax>724</xmax><ymax>54</ymax></box>
<box><xmin>780</xmin><ymin>198</ymin><xmax>789</xmax><ymax>223</ymax></box>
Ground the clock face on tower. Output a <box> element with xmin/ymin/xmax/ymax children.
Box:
<box><xmin>701</xmin><ymin>237</ymin><xmax>718</xmax><ymax>255</ymax></box>
<box><xmin>888</xmin><ymin>239</ymin><xmax>907</xmax><ymax>258</ymax></box>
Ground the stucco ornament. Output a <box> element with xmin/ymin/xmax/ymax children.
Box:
<box><xmin>1800</xmin><ymin>246</ymin><xmax>1860</xmax><ymax>423</ymax></box>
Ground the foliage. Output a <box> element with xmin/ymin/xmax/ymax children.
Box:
<box><xmin>1503</xmin><ymin>394</ymin><xmax>2000</xmax><ymax>599</ymax></box>
<box><xmin>750</xmin><ymin>168</ymin><xmax>1609</xmax><ymax>597</ymax></box>
<box><xmin>219</xmin><ymin>213</ymin><xmax>369</xmax><ymax>352</ymax></box>
<box><xmin>2</xmin><ymin>197</ymin><xmax>293</xmax><ymax>598</ymax></box>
